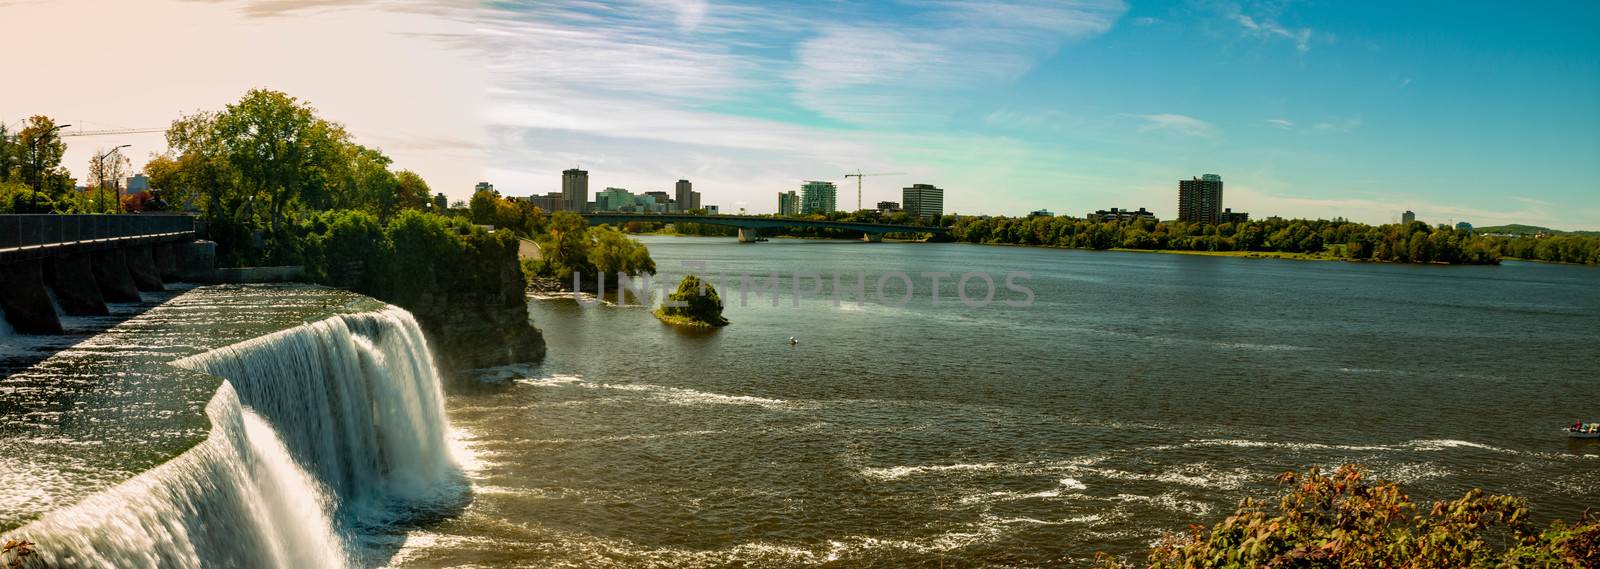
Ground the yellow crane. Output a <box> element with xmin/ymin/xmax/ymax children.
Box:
<box><xmin>843</xmin><ymin>170</ymin><xmax>905</xmax><ymax>212</ymax></box>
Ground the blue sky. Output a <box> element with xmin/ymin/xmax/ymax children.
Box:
<box><xmin>5</xmin><ymin>0</ymin><xmax>1597</xmax><ymax>228</ymax></box>
<box><xmin>477</xmin><ymin>0</ymin><xmax>1599</xmax><ymax>227</ymax></box>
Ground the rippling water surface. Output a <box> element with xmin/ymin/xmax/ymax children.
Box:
<box><xmin>394</xmin><ymin>237</ymin><xmax>1597</xmax><ymax>567</ymax></box>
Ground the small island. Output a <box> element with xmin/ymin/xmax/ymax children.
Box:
<box><xmin>654</xmin><ymin>275</ymin><xmax>728</xmax><ymax>328</ymax></box>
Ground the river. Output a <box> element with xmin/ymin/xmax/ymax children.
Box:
<box><xmin>386</xmin><ymin>236</ymin><xmax>1600</xmax><ymax>567</ymax></box>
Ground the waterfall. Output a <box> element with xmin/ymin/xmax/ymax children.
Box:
<box><xmin>9</xmin><ymin>305</ymin><xmax>464</xmax><ymax>568</ymax></box>
<box><xmin>17</xmin><ymin>385</ymin><xmax>350</xmax><ymax>569</ymax></box>
<box><xmin>173</xmin><ymin>306</ymin><xmax>464</xmax><ymax>521</ymax></box>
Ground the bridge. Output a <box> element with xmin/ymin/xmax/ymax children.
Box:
<box><xmin>581</xmin><ymin>213</ymin><xmax>947</xmax><ymax>243</ymax></box>
<box><xmin>1</xmin><ymin>214</ymin><xmax>204</xmax><ymax>334</ymax></box>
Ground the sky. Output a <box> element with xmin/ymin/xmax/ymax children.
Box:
<box><xmin>2</xmin><ymin>0</ymin><xmax>1597</xmax><ymax>229</ymax></box>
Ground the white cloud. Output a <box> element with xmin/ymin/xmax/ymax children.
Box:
<box><xmin>1312</xmin><ymin>117</ymin><xmax>1362</xmax><ymax>133</ymax></box>
<box><xmin>1265</xmin><ymin>118</ymin><xmax>1295</xmax><ymax>129</ymax></box>
<box><xmin>1231</xmin><ymin>12</ymin><xmax>1313</xmax><ymax>53</ymax></box>
<box><xmin>786</xmin><ymin>0</ymin><xmax>1126</xmax><ymax>126</ymax></box>
<box><xmin>1130</xmin><ymin>114</ymin><xmax>1219</xmax><ymax>138</ymax></box>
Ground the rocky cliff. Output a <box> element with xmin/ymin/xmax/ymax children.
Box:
<box><xmin>400</xmin><ymin>233</ymin><xmax>546</xmax><ymax>373</ymax></box>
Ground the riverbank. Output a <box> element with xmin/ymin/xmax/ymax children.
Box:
<box><xmin>1109</xmin><ymin>247</ymin><xmax>1343</xmax><ymax>261</ymax></box>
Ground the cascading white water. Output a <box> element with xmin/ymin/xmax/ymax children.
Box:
<box><xmin>18</xmin><ymin>385</ymin><xmax>350</xmax><ymax>568</ymax></box>
<box><xmin>10</xmin><ymin>305</ymin><xmax>464</xmax><ymax>568</ymax></box>
<box><xmin>173</xmin><ymin>306</ymin><xmax>463</xmax><ymax>520</ymax></box>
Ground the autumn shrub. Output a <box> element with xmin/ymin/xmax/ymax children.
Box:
<box><xmin>1097</xmin><ymin>464</ymin><xmax>1599</xmax><ymax>568</ymax></box>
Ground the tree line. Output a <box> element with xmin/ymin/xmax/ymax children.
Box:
<box><xmin>947</xmin><ymin>214</ymin><xmax>1510</xmax><ymax>264</ymax></box>
<box><xmin>0</xmin><ymin>116</ymin><xmax>140</xmax><ymax>214</ymax></box>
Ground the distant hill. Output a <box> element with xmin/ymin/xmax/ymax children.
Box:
<box><xmin>1473</xmin><ymin>224</ymin><xmax>1600</xmax><ymax>237</ymax></box>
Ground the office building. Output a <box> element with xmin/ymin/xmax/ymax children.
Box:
<box><xmin>529</xmin><ymin>191</ymin><xmax>565</xmax><ymax>212</ymax></box>
<box><xmin>1219</xmin><ymin>208</ymin><xmax>1249</xmax><ymax>224</ymax></box>
<box><xmin>596</xmin><ymin>187</ymin><xmax>634</xmax><ymax>211</ymax></box>
<box><xmin>902</xmin><ymin>183</ymin><xmax>944</xmax><ymax>221</ymax></box>
<box><xmin>706</xmin><ymin>205</ymin><xmax>719</xmax><ymax>215</ymax></box>
<box><xmin>1402</xmin><ymin>210</ymin><xmax>1416</xmax><ymax>225</ymax></box>
<box><xmin>642</xmin><ymin>191</ymin><xmax>674</xmax><ymax>212</ymax></box>
<box><xmin>1029</xmin><ymin>208</ymin><xmax>1053</xmax><ymax>217</ymax></box>
<box><xmin>675</xmin><ymin>180</ymin><xmax>701</xmax><ymax>212</ymax></box>
<box><xmin>778</xmin><ymin>191</ymin><xmax>800</xmax><ymax>216</ymax></box>
<box><xmin>433</xmin><ymin>193</ymin><xmax>448</xmax><ymax>211</ymax></box>
<box><xmin>1177</xmin><ymin>174</ymin><xmax>1224</xmax><ymax>225</ymax></box>
<box><xmin>126</xmin><ymin>174</ymin><xmax>150</xmax><ymax>193</ymax></box>
<box><xmin>1088</xmin><ymin>207</ymin><xmax>1157</xmax><ymax>223</ymax></box>
<box><xmin>800</xmin><ymin>181</ymin><xmax>837</xmax><ymax>214</ymax></box>
<box><xmin>877</xmin><ymin>201</ymin><xmax>902</xmax><ymax>215</ymax></box>
<box><xmin>562</xmin><ymin>169</ymin><xmax>589</xmax><ymax>213</ymax></box>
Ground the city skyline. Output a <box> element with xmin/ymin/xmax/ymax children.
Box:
<box><xmin>2</xmin><ymin>1</ymin><xmax>1597</xmax><ymax>229</ymax></box>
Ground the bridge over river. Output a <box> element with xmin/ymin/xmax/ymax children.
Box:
<box><xmin>581</xmin><ymin>213</ymin><xmax>947</xmax><ymax>243</ymax></box>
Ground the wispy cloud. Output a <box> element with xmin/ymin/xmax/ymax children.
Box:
<box><xmin>787</xmin><ymin>0</ymin><xmax>1127</xmax><ymax>126</ymax></box>
<box><xmin>1312</xmin><ymin>117</ymin><xmax>1362</xmax><ymax>133</ymax></box>
<box><xmin>1265</xmin><ymin>118</ymin><xmax>1295</xmax><ymax>130</ymax></box>
<box><xmin>1130</xmin><ymin>113</ymin><xmax>1218</xmax><ymax>138</ymax></box>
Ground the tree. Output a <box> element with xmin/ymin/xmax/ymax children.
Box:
<box><xmin>14</xmin><ymin>116</ymin><xmax>69</xmax><ymax>197</ymax></box>
<box><xmin>87</xmin><ymin>146</ymin><xmax>133</xmax><ymax>212</ymax></box>
<box><xmin>156</xmin><ymin>110</ymin><xmax>238</xmax><ymax>219</ymax></box>
<box><xmin>469</xmin><ymin>189</ymin><xmax>498</xmax><ymax>226</ymax></box>
<box><xmin>0</xmin><ymin>122</ymin><xmax>17</xmax><ymax>183</ymax></box>
<box><xmin>212</xmin><ymin>89</ymin><xmax>335</xmax><ymax>232</ymax></box>
<box><xmin>394</xmin><ymin>170</ymin><xmax>432</xmax><ymax>213</ymax></box>
<box><xmin>655</xmin><ymin>274</ymin><xmax>728</xmax><ymax>327</ymax></box>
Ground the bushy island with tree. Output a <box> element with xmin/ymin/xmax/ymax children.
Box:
<box><xmin>1096</xmin><ymin>464</ymin><xmax>1598</xmax><ymax>568</ymax></box>
<box><xmin>654</xmin><ymin>275</ymin><xmax>728</xmax><ymax>328</ymax></box>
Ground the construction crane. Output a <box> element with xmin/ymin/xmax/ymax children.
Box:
<box><xmin>60</xmin><ymin>127</ymin><xmax>165</xmax><ymax>137</ymax></box>
<box><xmin>843</xmin><ymin>170</ymin><xmax>905</xmax><ymax>212</ymax></box>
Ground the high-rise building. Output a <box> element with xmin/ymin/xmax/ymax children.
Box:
<box><xmin>1219</xmin><ymin>208</ymin><xmax>1249</xmax><ymax>224</ymax></box>
<box><xmin>674</xmin><ymin>180</ymin><xmax>701</xmax><ymax>212</ymax></box>
<box><xmin>778</xmin><ymin>191</ymin><xmax>800</xmax><ymax>216</ymax></box>
<box><xmin>1402</xmin><ymin>210</ymin><xmax>1416</xmax><ymax>225</ymax></box>
<box><xmin>433</xmin><ymin>192</ymin><xmax>448</xmax><ymax>211</ymax></box>
<box><xmin>800</xmin><ymin>181</ymin><xmax>836</xmax><ymax>214</ymax></box>
<box><xmin>562</xmin><ymin>169</ymin><xmax>589</xmax><ymax>213</ymax></box>
<box><xmin>643</xmin><ymin>191</ymin><xmax>674</xmax><ymax>213</ymax></box>
<box><xmin>902</xmin><ymin>183</ymin><xmax>944</xmax><ymax>221</ymax></box>
<box><xmin>596</xmin><ymin>187</ymin><xmax>633</xmax><ymax>211</ymax></box>
<box><xmin>475</xmin><ymin>181</ymin><xmax>496</xmax><ymax>195</ymax></box>
<box><xmin>1177</xmin><ymin>174</ymin><xmax>1224</xmax><ymax>225</ymax></box>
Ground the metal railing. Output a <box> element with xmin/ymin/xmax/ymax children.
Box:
<box><xmin>0</xmin><ymin>214</ymin><xmax>196</xmax><ymax>251</ymax></box>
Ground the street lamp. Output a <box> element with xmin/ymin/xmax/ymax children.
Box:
<box><xmin>28</xmin><ymin>123</ymin><xmax>70</xmax><ymax>210</ymax></box>
<box><xmin>95</xmin><ymin>144</ymin><xmax>131</xmax><ymax>213</ymax></box>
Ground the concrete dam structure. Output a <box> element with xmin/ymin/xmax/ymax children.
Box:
<box><xmin>0</xmin><ymin>214</ymin><xmax>207</xmax><ymax>334</ymax></box>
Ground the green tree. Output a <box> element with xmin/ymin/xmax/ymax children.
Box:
<box><xmin>14</xmin><ymin>116</ymin><xmax>70</xmax><ymax>198</ymax></box>
<box><xmin>655</xmin><ymin>274</ymin><xmax>728</xmax><ymax>327</ymax></box>
<box><xmin>394</xmin><ymin>170</ymin><xmax>432</xmax><ymax>213</ymax></box>
<box><xmin>212</xmin><ymin>89</ymin><xmax>337</xmax><ymax>232</ymax></box>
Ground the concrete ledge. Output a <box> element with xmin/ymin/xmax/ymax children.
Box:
<box><xmin>0</xmin><ymin>260</ymin><xmax>65</xmax><ymax>334</ymax></box>
<box><xmin>45</xmin><ymin>255</ymin><xmax>110</xmax><ymax>316</ymax></box>
<box><xmin>92</xmin><ymin>249</ymin><xmax>144</xmax><ymax>303</ymax></box>
<box><xmin>208</xmin><ymin>266</ymin><xmax>305</xmax><ymax>284</ymax></box>
<box><xmin>126</xmin><ymin>245</ymin><xmax>166</xmax><ymax>292</ymax></box>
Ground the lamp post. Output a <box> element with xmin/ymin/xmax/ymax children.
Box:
<box><xmin>95</xmin><ymin>144</ymin><xmax>131</xmax><ymax>213</ymax></box>
<box><xmin>28</xmin><ymin>123</ymin><xmax>70</xmax><ymax>210</ymax></box>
